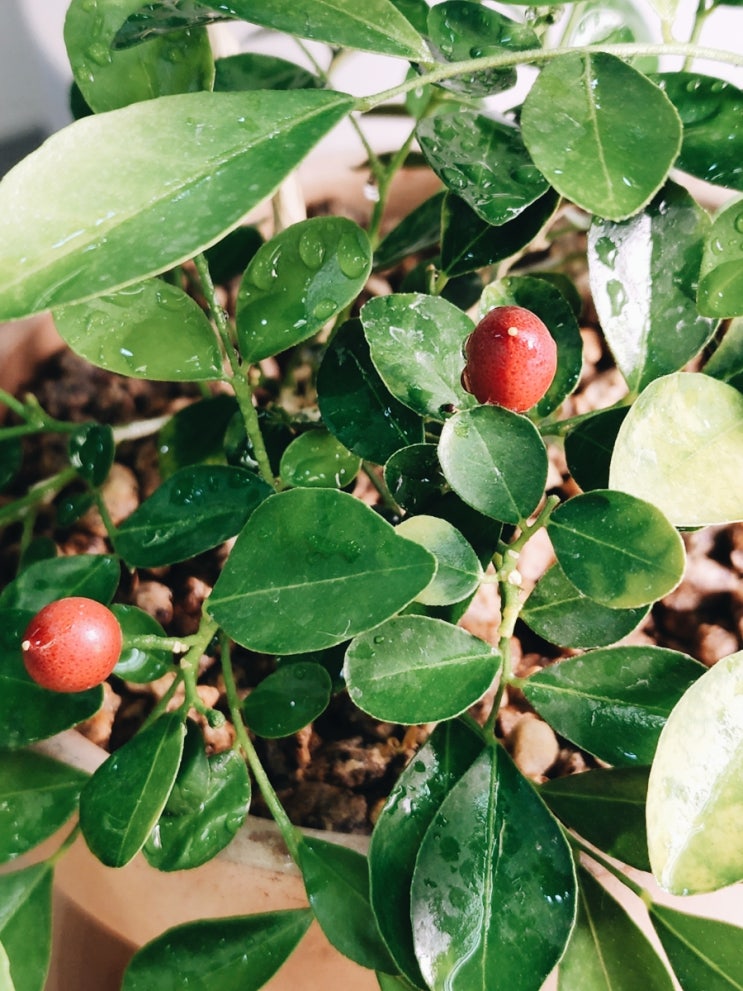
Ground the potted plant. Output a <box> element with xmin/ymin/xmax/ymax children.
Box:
<box><xmin>1</xmin><ymin>0</ymin><xmax>743</xmax><ymax>989</ymax></box>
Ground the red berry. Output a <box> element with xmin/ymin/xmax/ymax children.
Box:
<box><xmin>21</xmin><ymin>597</ymin><xmax>122</xmax><ymax>693</ymax></box>
<box><xmin>461</xmin><ymin>305</ymin><xmax>557</xmax><ymax>412</ymax></box>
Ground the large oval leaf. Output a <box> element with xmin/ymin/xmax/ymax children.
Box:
<box><xmin>369</xmin><ymin>721</ymin><xmax>484</xmax><ymax>987</ymax></box>
<box><xmin>0</xmin><ymin>554</ymin><xmax>120</xmax><ymax>613</ymax></box>
<box><xmin>64</xmin><ymin>0</ymin><xmax>214</xmax><ymax>113</ymax></box>
<box><xmin>412</xmin><ymin>745</ymin><xmax>576</xmax><ymax>991</ymax></box>
<box><xmin>522</xmin><ymin>645</ymin><xmax>705</xmax><ymax>766</ymax></box>
<box><xmin>53</xmin><ymin>279</ymin><xmax>224</xmax><ymax>381</ymax></box>
<box><xmin>649</xmin><ymin>903</ymin><xmax>743</xmax><ymax>991</ymax></box>
<box><xmin>115</xmin><ymin>465</ymin><xmax>272</xmax><ymax>567</ymax></box>
<box><xmin>344</xmin><ymin>615</ymin><xmax>498</xmax><ymax>723</ymax></box>
<box><xmin>654</xmin><ymin>72</ymin><xmax>743</xmax><ymax>191</ymax></box>
<box><xmin>522</xmin><ymin>561</ymin><xmax>649</xmax><ymax>650</ymax></box>
<box><xmin>0</xmin><ymin>89</ymin><xmax>353</xmax><ymax>320</ymax></box>
<box><xmin>144</xmin><ymin>726</ymin><xmax>251</xmax><ymax>871</ymax></box>
<box><xmin>439</xmin><ymin>405</ymin><xmax>548</xmax><ymax>524</ymax></box>
<box><xmin>547</xmin><ymin>490</ymin><xmax>685</xmax><ymax>608</ymax></box>
<box><xmin>417</xmin><ymin>111</ymin><xmax>549</xmax><ymax>226</ymax></box>
<box><xmin>205</xmin><ymin>0</ymin><xmax>429</xmax><ymax>60</ymax></box>
<box><xmin>609</xmin><ymin>372</ymin><xmax>743</xmax><ymax>526</ymax></box>
<box><xmin>646</xmin><ymin>650</ymin><xmax>743</xmax><ymax>894</ymax></box>
<box><xmin>242</xmin><ymin>662</ymin><xmax>331</xmax><ymax>738</ymax></box>
<box><xmin>208</xmin><ymin>488</ymin><xmax>435</xmax><ymax>654</ymax></box>
<box><xmin>0</xmin><ymin>750</ymin><xmax>87</xmax><ymax>863</ymax></box>
<box><xmin>278</xmin><ymin>429</ymin><xmax>361</xmax><ymax>489</ymax></box>
<box><xmin>299</xmin><ymin>837</ymin><xmax>395</xmax><ymax>972</ymax></box>
<box><xmin>395</xmin><ymin>515</ymin><xmax>482</xmax><ymax>606</ymax></box>
<box><xmin>559</xmin><ymin>868</ymin><xmax>675</xmax><ymax>991</ymax></box>
<box><xmin>79</xmin><ymin>711</ymin><xmax>185</xmax><ymax>867</ymax></box>
<box><xmin>236</xmin><ymin>217</ymin><xmax>372</xmax><ymax>362</ymax></box>
<box><xmin>588</xmin><ymin>182</ymin><xmax>718</xmax><ymax>392</ymax></box>
<box><xmin>361</xmin><ymin>293</ymin><xmax>475</xmax><ymax>419</ymax></box>
<box><xmin>121</xmin><ymin>909</ymin><xmax>312</xmax><ymax>991</ymax></box>
<box><xmin>698</xmin><ymin>193</ymin><xmax>743</xmax><ymax>317</ymax></box>
<box><xmin>0</xmin><ymin>863</ymin><xmax>52</xmax><ymax>991</ymax></box>
<box><xmin>522</xmin><ymin>52</ymin><xmax>681</xmax><ymax>220</ymax></box>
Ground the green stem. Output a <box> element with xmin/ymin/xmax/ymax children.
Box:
<box><xmin>193</xmin><ymin>253</ymin><xmax>276</xmax><ymax>489</ymax></box>
<box><xmin>0</xmin><ymin>466</ymin><xmax>78</xmax><ymax>529</ymax></box>
<box><xmin>219</xmin><ymin>634</ymin><xmax>303</xmax><ymax>862</ymax></box>
<box><xmin>177</xmin><ymin>614</ymin><xmax>221</xmax><ymax>714</ymax></box>
<box><xmin>0</xmin><ymin>388</ymin><xmax>31</xmax><ymax>421</ymax></box>
<box><xmin>355</xmin><ymin>41</ymin><xmax>743</xmax><ymax>112</ymax></box>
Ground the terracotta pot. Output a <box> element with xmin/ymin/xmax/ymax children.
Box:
<box><xmin>32</xmin><ymin>730</ymin><xmax>375</xmax><ymax>991</ymax></box>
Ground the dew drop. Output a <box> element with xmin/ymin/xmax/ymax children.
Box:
<box><xmin>312</xmin><ymin>299</ymin><xmax>337</xmax><ymax>321</ymax></box>
<box><xmin>337</xmin><ymin>232</ymin><xmax>369</xmax><ymax>279</ymax></box>
<box><xmin>87</xmin><ymin>42</ymin><xmax>113</xmax><ymax>66</ymax></box>
<box><xmin>298</xmin><ymin>229</ymin><xmax>326</xmax><ymax>269</ymax></box>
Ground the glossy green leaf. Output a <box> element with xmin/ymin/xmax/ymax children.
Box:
<box><xmin>68</xmin><ymin>423</ymin><xmax>115</xmax><ymax>487</ymax></box>
<box><xmin>560</xmin><ymin>0</ymin><xmax>657</xmax><ymax>69</ymax></box>
<box><xmin>0</xmin><ymin>89</ymin><xmax>353</xmax><ymax>321</ymax></box>
<box><xmin>427</xmin><ymin>1</ymin><xmax>540</xmax><ymax>97</ymax></box>
<box><xmin>522</xmin><ymin>561</ymin><xmax>648</xmax><ymax>650</ymax></box>
<box><xmin>122</xmin><ymin>909</ymin><xmax>312</xmax><ymax>991</ymax></box>
<box><xmin>609</xmin><ymin>372</ymin><xmax>743</xmax><ymax>526</ymax></box>
<box><xmin>441</xmin><ymin>189</ymin><xmax>559</xmax><ymax>278</ymax></box>
<box><xmin>654</xmin><ymin>72</ymin><xmax>743</xmax><ymax>190</ymax></box>
<box><xmin>215</xmin><ymin>52</ymin><xmax>321</xmax><ymax>92</ymax></box>
<box><xmin>299</xmin><ymin>837</ymin><xmax>395</xmax><ymax>972</ymax></box>
<box><xmin>647</xmin><ymin>651</ymin><xmax>743</xmax><ymax>894</ymax></box>
<box><xmin>79</xmin><ymin>711</ymin><xmax>185</xmax><ymax>867</ymax></box>
<box><xmin>0</xmin><ymin>751</ymin><xmax>87</xmax><ymax>863</ymax></box>
<box><xmin>588</xmin><ymin>183</ymin><xmax>717</xmax><ymax>391</ymax></box>
<box><xmin>704</xmin><ymin>316</ymin><xmax>743</xmax><ymax>391</ymax></box>
<box><xmin>479</xmin><ymin>275</ymin><xmax>583</xmax><ymax>416</ymax></box>
<box><xmin>522</xmin><ymin>645</ymin><xmax>705</xmax><ymax>766</ymax></box>
<box><xmin>0</xmin><ymin>864</ymin><xmax>52</xmax><ymax>991</ymax></box>
<box><xmin>649</xmin><ymin>902</ymin><xmax>743</xmax><ymax>991</ymax></box>
<box><xmin>64</xmin><ymin>0</ymin><xmax>214</xmax><ymax>113</ymax></box>
<box><xmin>395</xmin><ymin>515</ymin><xmax>482</xmax><ymax>605</ymax></box>
<box><xmin>112</xmin><ymin>604</ymin><xmax>173</xmax><ymax>683</ymax></box>
<box><xmin>384</xmin><ymin>444</ymin><xmax>446</xmax><ymax>513</ymax></box>
<box><xmin>115</xmin><ymin>465</ymin><xmax>272</xmax><ymax>567</ymax></box>
<box><xmin>417</xmin><ymin>111</ymin><xmax>549</xmax><ymax>226</ymax></box>
<box><xmin>564</xmin><ymin>407</ymin><xmax>630</xmax><ymax>492</ymax></box>
<box><xmin>0</xmin><ymin>610</ymin><xmax>103</xmax><ymax>749</ymax></box>
<box><xmin>209</xmin><ymin>488</ymin><xmax>435</xmax><ymax>654</ymax></box>
<box><xmin>541</xmin><ymin>767</ymin><xmax>650</xmax><ymax>871</ymax></box>
<box><xmin>157</xmin><ymin>394</ymin><xmax>237</xmax><ymax>478</ymax></box>
<box><xmin>558</xmin><ymin>868</ymin><xmax>674</xmax><ymax>991</ymax></box>
<box><xmin>439</xmin><ymin>405</ymin><xmax>548</xmax><ymax>524</ymax></box>
<box><xmin>522</xmin><ymin>52</ymin><xmax>681</xmax><ymax>220</ymax></box>
<box><xmin>345</xmin><ymin>615</ymin><xmax>498</xmax><ymax>723</ymax></box>
<box><xmin>370</xmin><ymin>720</ymin><xmax>483</xmax><ymax>987</ymax></box>
<box><xmin>412</xmin><ymin>745</ymin><xmax>576</xmax><ymax>991</ymax></box>
<box><xmin>317</xmin><ymin>320</ymin><xmax>424</xmax><ymax>464</ymax></box>
<box><xmin>54</xmin><ymin>279</ymin><xmax>224</xmax><ymax>381</ymax></box>
<box><xmin>698</xmin><ymin>194</ymin><xmax>743</xmax><ymax>317</ymax></box>
<box><xmin>203</xmin><ymin>225</ymin><xmax>263</xmax><ymax>285</ymax></box>
<box><xmin>237</xmin><ymin>217</ymin><xmax>371</xmax><ymax>362</ymax></box>
<box><xmin>0</xmin><ymin>554</ymin><xmax>120</xmax><ymax>612</ymax></box>
<box><xmin>279</xmin><ymin>429</ymin><xmax>361</xmax><ymax>489</ymax></box>
<box><xmin>377</xmin><ymin>974</ymin><xmax>419</xmax><ymax>991</ymax></box>
<box><xmin>144</xmin><ymin>726</ymin><xmax>251</xmax><ymax>871</ymax></box>
<box><xmin>361</xmin><ymin>292</ymin><xmax>475</xmax><ymax>419</ymax></box>
<box><xmin>113</xmin><ymin>0</ymin><xmax>234</xmax><ymax>47</ymax></box>
<box><xmin>242</xmin><ymin>662</ymin><xmax>332</xmax><ymax>738</ymax></box>
<box><xmin>547</xmin><ymin>490</ymin><xmax>685</xmax><ymax>608</ymax></box>
<box><xmin>203</xmin><ymin>0</ymin><xmax>430</xmax><ymax>59</ymax></box>
<box><xmin>374</xmin><ymin>192</ymin><xmax>445</xmax><ymax>270</ymax></box>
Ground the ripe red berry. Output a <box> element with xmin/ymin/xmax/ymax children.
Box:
<box><xmin>461</xmin><ymin>305</ymin><xmax>558</xmax><ymax>412</ymax></box>
<box><xmin>21</xmin><ymin>597</ymin><xmax>123</xmax><ymax>693</ymax></box>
